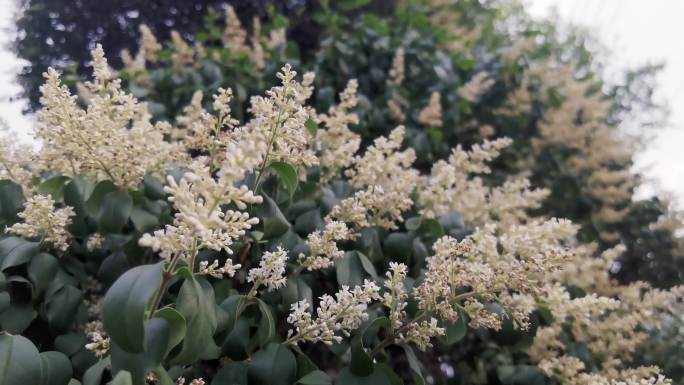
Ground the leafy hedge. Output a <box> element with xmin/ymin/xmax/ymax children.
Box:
<box><xmin>1</xmin><ymin>1</ymin><xmax>683</xmax><ymax>385</ymax></box>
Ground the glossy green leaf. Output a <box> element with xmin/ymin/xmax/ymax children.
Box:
<box><xmin>402</xmin><ymin>346</ymin><xmax>425</xmax><ymax>385</ymax></box>
<box><xmin>0</xmin><ymin>180</ymin><xmax>24</xmax><ymax>225</ymax></box>
<box><xmin>82</xmin><ymin>358</ymin><xmax>110</xmax><ymax>385</ymax></box>
<box><xmin>97</xmin><ymin>190</ymin><xmax>133</xmax><ymax>233</ymax></box>
<box><xmin>102</xmin><ymin>262</ymin><xmax>163</xmax><ymax>352</ymax></box>
<box><xmin>85</xmin><ymin>181</ymin><xmax>117</xmax><ymax>217</ymax></box>
<box><xmin>0</xmin><ymin>333</ymin><xmax>42</xmax><ymax>385</ymax></box>
<box><xmin>28</xmin><ymin>253</ymin><xmax>59</xmax><ymax>295</ymax></box>
<box><xmin>39</xmin><ymin>351</ymin><xmax>72</xmax><ymax>385</ymax></box>
<box><xmin>0</xmin><ymin>237</ymin><xmax>39</xmax><ymax>270</ymax></box>
<box><xmin>297</xmin><ymin>370</ymin><xmax>331</xmax><ymax>385</ymax></box>
<box><xmin>248</xmin><ymin>343</ymin><xmax>296</xmax><ymax>385</ymax></box>
<box><xmin>212</xmin><ymin>362</ymin><xmax>248</xmax><ymax>385</ymax></box>
<box><xmin>110</xmin><ymin>370</ymin><xmax>133</xmax><ymax>385</ymax></box>
<box><xmin>350</xmin><ymin>317</ymin><xmax>390</xmax><ymax>376</ymax></box>
<box><xmin>37</xmin><ymin>175</ymin><xmax>70</xmax><ymax>201</ymax></box>
<box><xmin>170</xmin><ymin>274</ymin><xmax>220</xmax><ymax>364</ymax></box>
<box><xmin>154</xmin><ymin>307</ymin><xmax>187</xmax><ymax>356</ymax></box>
<box><xmin>305</xmin><ymin>118</ymin><xmax>318</xmax><ymax>137</ymax></box>
<box><xmin>43</xmin><ymin>284</ymin><xmax>83</xmax><ymax>332</ymax></box>
<box><xmin>256</xmin><ymin>298</ymin><xmax>276</xmax><ymax>346</ymax></box>
<box><xmin>110</xmin><ymin>318</ymin><xmax>170</xmax><ymax>383</ymax></box>
<box><xmin>335</xmin><ymin>366</ymin><xmax>393</xmax><ymax>385</ymax></box>
<box><xmin>441</xmin><ymin>313</ymin><xmax>467</xmax><ymax>345</ymax></box>
<box><xmin>270</xmin><ymin>161</ymin><xmax>299</xmax><ymax>197</ymax></box>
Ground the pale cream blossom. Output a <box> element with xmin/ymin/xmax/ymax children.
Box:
<box><xmin>458</xmin><ymin>71</ymin><xmax>495</xmax><ymax>102</ymax></box>
<box><xmin>37</xmin><ymin>45</ymin><xmax>179</xmax><ymax>188</ymax></box>
<box><xmin>7</xmin><ymin>194</ymin><xmax>75</xmax><ymax>252</ymax></box>
<box><xmin>298</xmin><ymin>221</ymin><xmax>351</xmax><ymax>271</ymax></box>
<box><xmin>247</xmin><ymin>247</ymin><xmax>289</xmax><ymax>292</ymax></box>
<box><xmin>286</xmin><ymin>281</ymin><xmax>381</xmax><ymax>345</ymax></box>
<box><xmin>418</xmin><ymin>92</ymin><xmax>442</xmax><ymax>128</ymax></box>
<box><xmin>387</xmin><ymin>47</ymin><xmax>405</xmax><ymax>87</ymax></box>
<box><xmin>317</xmin><ymin>79</ymin><xmax>361</xmax><ymax>182</ymax></box>
<box><xmin>199</xmin><ymin>259</ymin><xmax>241</xmax><ymax>279</ymax></box>
<box><xmin>223</xmin><ymin>5</ymin><xmax>249</xmax><ymax>53</ymax></box>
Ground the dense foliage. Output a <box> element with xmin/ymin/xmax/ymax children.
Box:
<box><xmin>1</xmin><ymin>1</ymin><xmax>683</xmax><ymax>385</ymax></box>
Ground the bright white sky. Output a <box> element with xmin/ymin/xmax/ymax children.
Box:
<box><xmin>1</xmin><ymin>0</ymin><xmax>682</xmax><ymax>204</ymax></box>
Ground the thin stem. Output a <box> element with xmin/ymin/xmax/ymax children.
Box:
<box><xmin>370</xmin><ymin>312</ymin><xmax>428</xmax><ymax>357</ymax></box>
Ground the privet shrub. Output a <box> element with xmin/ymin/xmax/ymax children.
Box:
<box><xmin>1</xmin><ymin>2</ymin><xmax>683</xmax><ymax>385</ymax></box>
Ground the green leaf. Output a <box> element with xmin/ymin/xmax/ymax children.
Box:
<box><xmin>102</xmin><ymin>262</ymin><xmax>163</xmax><ymax>352</ymax></box>
<box><xmin>130</xmin><ymin>206</ymin><xmax>159</xmax><ymax>232</ymax></box>
<box><xmin>169</xmin><ymin>274</ymin><xmax>220</xmax><ymax>364</ymax></box>
<box><xmin>297</xmin><ymin>370</ymin><xmax>331</xmax><ymax>385</ymax></box>
<box><xmin>350</xmin><ymin>317</ymin><xmax>390</xmax><ymax>376</ymax></box>
<box><xmin>110</xmin><ymin>318</ymin><xmax>170</xmax><ymax>383</ymax></box>
<box><xmin>154</xmin><ymin>307</ymin><xmax>187</xmax><ymax>356</ymax></box>
<box><xmin>143</xmin><ymin>175</ymin><xmax>166</xmax><ymax>200</ymax></box>
<box><xmin>39</xmin><ymin>351</ymin><xmax>72</xmax><ymax>385</ymax></box>
<box><xmin>97</xmin><ymin>190</ymin><xmax>133</xmax><ymax>233</ymax></box>
<box><xmin>0</xmin><ymin>180</ymin><xmax>24</xmax><ymax>225</ymax></box>
<box><xmin>0</xmin><ymin>333</ymin><xmax>42</xmax><ymax>385</ymax></box>
<box><xmin>335</xmin><ymin>366</ymin><xmax>393</xmax><ymax>385</ymax></box>
<box><xmin>382</xmin><ymin>233</ymin><xmax>414</xmax><ymax>263</ymax></box>
<box><xmin>440</xmin><ymin>313</ymin><xmax>467</xmax><ymax>345</ymax></box>
<box><xmin>270</xmin><ymin>161</ymin><xmax>299</xmax><ymax>198</ymax></box>
<box><xmin>28</xmin><ymin>253</ymin><xmax>59</xmax><ymax>295</ymax></box>
<box><xmin>304</xmin><ymin>118</ymin><xmax>318</xmax><ymax>137</ymax></box>
<box><xmin>43</xmin><ymin>284</ymin><xmax>83</xmax><ymax>332</ymax></box>
<box><xmin>37</xmin><ymin>176</ymin><xmax>71</xmax><ymax>201</ymax></box>
<box><xmin>63</xmin><ymin>176</ymin><xmax>94</xmax><ymax>214</ymax></box>
<box><xmin>0</xmin><ymin>237</ymin><xmax>40</xmax><ymax>270</ymax></box>
<box><xmin>256</xmin><ymin>195</ymin><xmax>291</xmax><ymax>240</ymax></box>
<box><xmin>402</xmin><ymin>346</ymin><xmax>425</xmax><ymax>385</ymax></box>
<box><xmin>282</xmin><ymin>276</ymin><xmax>313</xmax><ymax>308</ymax></box>
<box><xmin>256</xmin><ymin>298</ymin><xmax>276</xmax><ymax>346</ymax></box>
<box><xmin>82</xmin><ymin>358</ymin><xmax>110</xmax><ymax>385</ymax></box>
<box><xmin>496</xmin><ymin>365</ymin><xmax>547</xmax><ymax>385</ymax></box>
<box><xmin>110</xmin><ymin>370</ymin><xmax>133</xmax><ymax>385</ymax></box>
<box><xmin>85</xmin><ymin>181</ymin><xmax>118</xmax><ymax>217</ymax></box>
<box><xmin>336</xmin><ymin>251</ymin><xmax>376</xmax><ymax>287</ymax></box>
<box><xmin>212</xmin><ymin>362</ymin><xmax>248</xmax><ymax>385</ymax></box>
<box><xmin>248</xmin><ymin>343</ymin><xmax>296</xmax><ymax>385</ymax></box>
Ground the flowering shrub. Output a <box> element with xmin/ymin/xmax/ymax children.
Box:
<box><xmin>1</xmin><ymin>2</ymin><xmax>683</xmax><ymax>385</ymax></box>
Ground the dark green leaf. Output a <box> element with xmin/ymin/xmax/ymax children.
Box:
<box><xmin>212</xmin><ymin>362</ymin><xmax>248</xmax><ymax>385</ymax></box>
<box><xmin>102</xmin><ymin>262</ymin><xmax>163</xmax><ymax>352</ymax></box>
<box><xmin>350</xmin><ymin>317</ymin><xmax>390</xmax><ymax>376</ymax></box>
<box><xmin>256</xmin><ymin>298</ymin><xmax>276</xmax><ymax>346</ymax></box>
<box><xmin>169</xmin><ymin>274</ymin><xmax>220</xmax><ymax>364</ymax></box>
<box><xmin>402</xmin><ymin>346</ymin><xmax>425</xmax><ymax>385</ymax></box>
<box><xmin>97</xmin><ymin>190</ymin><xmax>133</xmax><ymax>233</ymax></box>
<box><xmin>37</xmin><ymin>176</ymin><xmax>71</xmax><ymax>201</ymax></box>
<box><xmin>0</xmin><ymin>333</ymin><xmax>42</xmax><ymax>385</ymax></box>
<box><xmin>270</xmin><ymin>161</ymin><xmax>299</xmax><ymax>198</ymax></box>
<box><xmin>39</xmin><ymin>351</ymin><xmax>72</xmax><ymax>385</ymax></box>
<box><xmin>0</xmin><ymin>237</ymin><xmax>39</xmax><ymax>270</ymax></box>
<box><xmin>248</xmin><ymin>343</ymin><xmax>296</xmax><ymax>385</ymax></box>
<box><xmin>305</xmin><ymin>119</ymin><xmax>318</xmax><ymax>137</ymax></box>
<box><xmin>297</xmin><ymin>370</ymin><xmax>331</xmax><ymax>385</ymax></box>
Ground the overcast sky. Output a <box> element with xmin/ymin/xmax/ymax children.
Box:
<box><xmin>526</xmin><ymin>0</ymin><xmax>684</xmax><ymax>206</ymax></box>
<box><xmin>1</xmin><ymin>0</ymin><xmax>682</xmax><ymax>205</ymax></box>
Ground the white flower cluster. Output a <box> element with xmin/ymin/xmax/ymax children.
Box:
<box><xmin>37</xmin><ymin>45</ymin><xmax>180</xmax><ymax>188</ymax></box>
<box><xmin>7</xmin><ymin>194</ymin><xmax>75</xmax><ymax>252</ymax></box>
<box><xmin>286</xmin><ymin>281</ymin><xmax>380</xmax><ymax>345</ymax></box>
<box><xmin>328</xmin><ymin>185</ymin><xmax>413</xmax><ymax>232</ymax></box>
<box><xmin>418</xmin><ymin>137</ymin><xmax>548</xmax><ymax>227</ymax></box>
<box><xmin>139</xmin><ymin>158</ymin><xmax>261</xmax><ymax>266</ymax></box>
<box><xmin>199</xmin><ymin>259</ymin><xmax>241</xmax><ymax>279</ymax></box>
<box><xmin>246</xmin><ymin>64</ymin><xmax>318</xmax><ymax>170</ymax></box>
<box><xmin>298</xmin><ymin>221</ymin><xmax>351</xmax><ymax>271</ymax></box>
<box><xmin>418</xmin><ymin>91</ymin><xmax>442</xmax><ymax>128</ymax></box>
<box><xmin>457</xmin><ymin>71</ymin><xmax>495</xmax><ymax>102</ymax></box>
<box><xmin>316</xmin><ymin>79</ymin><xmax>362</xmax><ymax>182</ymax></box>
<box><xmin>247</xmin><ymin>247</ymin><xmax>289</xmax><ymax>292</ymax></box>
<box><xmin>0</xmin><ymin>121</ymin><xmax>36</xmax><ymax>191</ymax></box>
